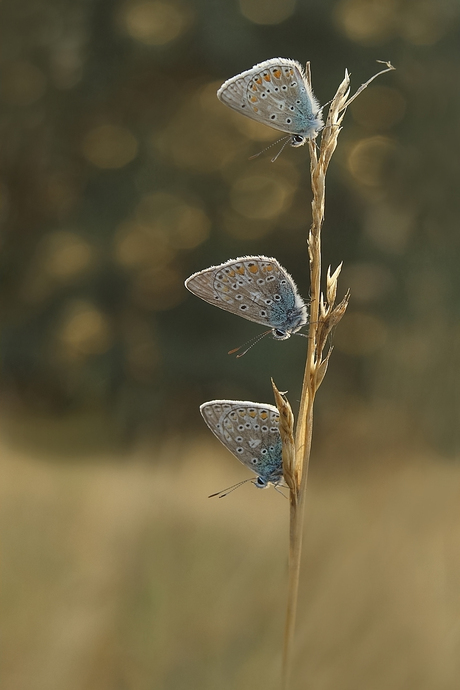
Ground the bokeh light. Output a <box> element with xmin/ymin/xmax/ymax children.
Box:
<box><xmin>239</xmin><ymin>0</ymin><xmax>296</xmax><ymax>25</ymax></box>
<box><xmin>40</xmin><ymin>231</ymin><xmax>94</xmax><ymax>280</ymax></box>
<box><xmin>119</xmin><ymin>0</ymin><xmax>191</xmax><ymax>45</ymax></box>
<box><xmin>341</xmin><ymin>262</ymin><xmax>395</xmax><ymax>304</ymax></box>
<box><xmin>230</xmin><ymin>174</ymin><xmax>293</xmax><ymax>220</ymax></box>
<box><xmin>347</xmin><ymin>136</ymin><xmax>399</xmax><ymax>187</ymax></box>
<box><xmin>1</xmin><ymin>61</ymin><xmax>47</xmax><ymax>106</ymax></box>
<box><xmin>334</xmin><ymin>311</ymin><xmax>388</xmax><ymax>355</ymax></box>
<box><xmin>350</xmin><ymin>86</ymin><xmax>406</xmax><ymax>131</ymax></box>
<box><xmin>135</xmin><ymin>191</ymin><xmax>210</xmax><ymax>249</ymax></box>
<box><xmin>335</xmin><ymin>0</ymin><xmax>454</xmax><ymax>45</ymax></box>
<box><xmin>363</xmin><ymin>203</ymin><xmax>415</xmax><ymax>254</ymax></box>
<box><xmin>334</xmin><ymin>0</ymin><xmax>398</xmax><ymax>45</ymax></box>
<box><xmin>131</xmin><ymin>266</ymin><xmax>185</xmax><ymax>310</ymax></box>
<box><xmin>114</xmin><ymin>221</ymin><xmax>174</xmax><ymax>269</ymax></box>
<box><xmin>82</xmin><ymin>125</ymin><xmax>138</xmax><ymax>169</ymax></box>
<box><xmin>57</xmin><ymin>301</ymin><xmax>112</xmax><ymax>359</ymax></box>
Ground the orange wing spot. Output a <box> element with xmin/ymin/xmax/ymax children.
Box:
<box><xmin>221</xmin><ymin>286</ymin><xmax>229</xmax><ymax>292</ymax></box>
<box><xmin>249</xmin><ymin>410</ymin><xmax>257</xmax><ymax>418</ymax></box>
<box><xmin>248</xmin><ymin>264</ymin><xmax>258</xmax><ymax>274</ymax></box>
<box><xmin>251</xmin><ymin>84</ymin><xmax>257</xmax><ymax>91</ymax></box>
<box><xmin>260</xmin><ymin>411</ymin><xmax>268</xmax><ymax>420</ymax></box>
<box><xmin>250</xmin><ymin>95</ymin><xmax>257</xmax><ymax>102</ymax></box>
<box><xmin>228</xmin><ymin>270</ymin><xmax>235</xmax><ymax>277</ymax></box>
<box><xmin>255</xmin><ymin>77</ymin><xmax>262</xmax><ymax>85</ymax></box>
<box><xmin>263</xmin><ymin>74</ymin><xmax>271</xmax><ymax>82</ymax></box>
<box><xmin>253</xmin><ymin>107</ymin><xmax>259</xmax><ymax>113</ymax></box>
<box><xmin>273</xmin><ymin>69</ymin><xmax>281</xmax><ymax>78</ymax></box>
<box><xmin>289</xmin><ymin>68</ymin><xmax>294</xmax><ymax>75</ymax></box>
<box><xmin>262</xmin><ymin>264</ymin><xmax>274</xmax><ymax>272</ymax></box>
<box><xmin>236</xmin><ymin>266</ymin><xmax>245</xmax><ymax>274</ymax></box>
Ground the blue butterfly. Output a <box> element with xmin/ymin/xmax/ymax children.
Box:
<box><xmin>185</xmin><ymin>256</ymin><xmax>308</xmax><ymax>343</ymax></box>
<box><xmin>201</xmin><ymin>399</ymin><xmax>283</xmax><ymax>494</ymax></box>
<box><xmin>217</xmin><ymin>58</ymin><xmax>323</xmax><ymax>148</ymax></box>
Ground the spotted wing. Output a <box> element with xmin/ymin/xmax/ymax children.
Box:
<box><xmin>217</xmin><ymin>58</ymin><xmax>323</xmax><ymax>139</ymax></box>
<box><xmin>200</xmin><ymin>400</ymin><xmax>283</xmax><ymax>485</ymax></box>
<box><xmin>185</xmin><ymin>255</ymin><xmax>307</xmax><ymax>332</ymax></box>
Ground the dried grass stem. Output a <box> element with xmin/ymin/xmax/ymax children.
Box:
<box><xmin>281</xmin><ymin>61</ymin><xmax>394</xmax><ymax>690</ymax></box>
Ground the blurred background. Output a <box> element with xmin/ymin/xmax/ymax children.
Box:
<box><xmin>2</xmin><ymin>0</ymin><xmax>460</xmax><ymax>688</ymax></box>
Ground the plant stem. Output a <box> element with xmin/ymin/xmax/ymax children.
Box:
<box><xmin>280</xmin><ymin>61</ymin><xmax>395</xmax><ymax>690</ymax></box>
<box><xmin>281</xmin><ymin>141</ymin><xmax>322</xmax><ymax>690</ymax></box>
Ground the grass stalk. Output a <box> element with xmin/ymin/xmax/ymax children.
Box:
<box><xmin>277</xmin><ymin>61</ymin><xmax>395</xmax><ymax>690</ymax></box>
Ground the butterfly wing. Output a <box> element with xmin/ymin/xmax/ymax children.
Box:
<box><xmin>185</xmin><ymin>255</ymin><xmax>307</xmax><ymax>333</ymax></box>
<box><xmin>217</xmin><ymin>58</ymin><xmax>323</xmax><ymax>140</ymax></box>
<box><xmin>200</xmin><ymin>400</ymin><xmax>283</xmax><ymax>485</ymax></box>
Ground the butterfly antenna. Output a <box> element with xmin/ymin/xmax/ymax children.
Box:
<box><xmin>271</xmin><ymin>137</ymin><xmax>291</xmax><ymax>163</ymax></box>
<box><xmin>273</xmin><ymin>484</ymin><xmax>289</xmax><ymax>499</ymax></box>
<box><xmin>249</xmin><ymin>136</ymin><xmax>290</xmax><ymax>160</ymax></box>
<box><xmin>228</xmin><ymin>329</ymin><xmax>271</xmax><ymax>358</ymax></box>
<box><xmin>319</xmin><ymin>97</ymin><xmax>333</xmax><ymax>113</ymax></box>
<box><xmin>208</xmin><ymin>477</ymin><xmax>253</xmax><ymax>499</ymax></box>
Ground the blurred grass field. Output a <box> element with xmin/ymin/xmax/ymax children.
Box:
<box><xmin>3</xmin><ymin>414</ymin><xmax>460</xmax><ymax>690</ymax></box>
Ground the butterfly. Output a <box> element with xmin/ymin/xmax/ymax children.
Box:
<box><xmin>217</xmin><ymin>57</ymin><xmax>323</xmax><ymax>148</ymax></box>
<box><xmin>185</xmin><ymin>256</ymin><xmax>308</xmax><ymax>343</ymax></box>
<box><xmin>200</xmin><ymin>399</ymin><xmax>283</xmax><ymax>492</ymax></box>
